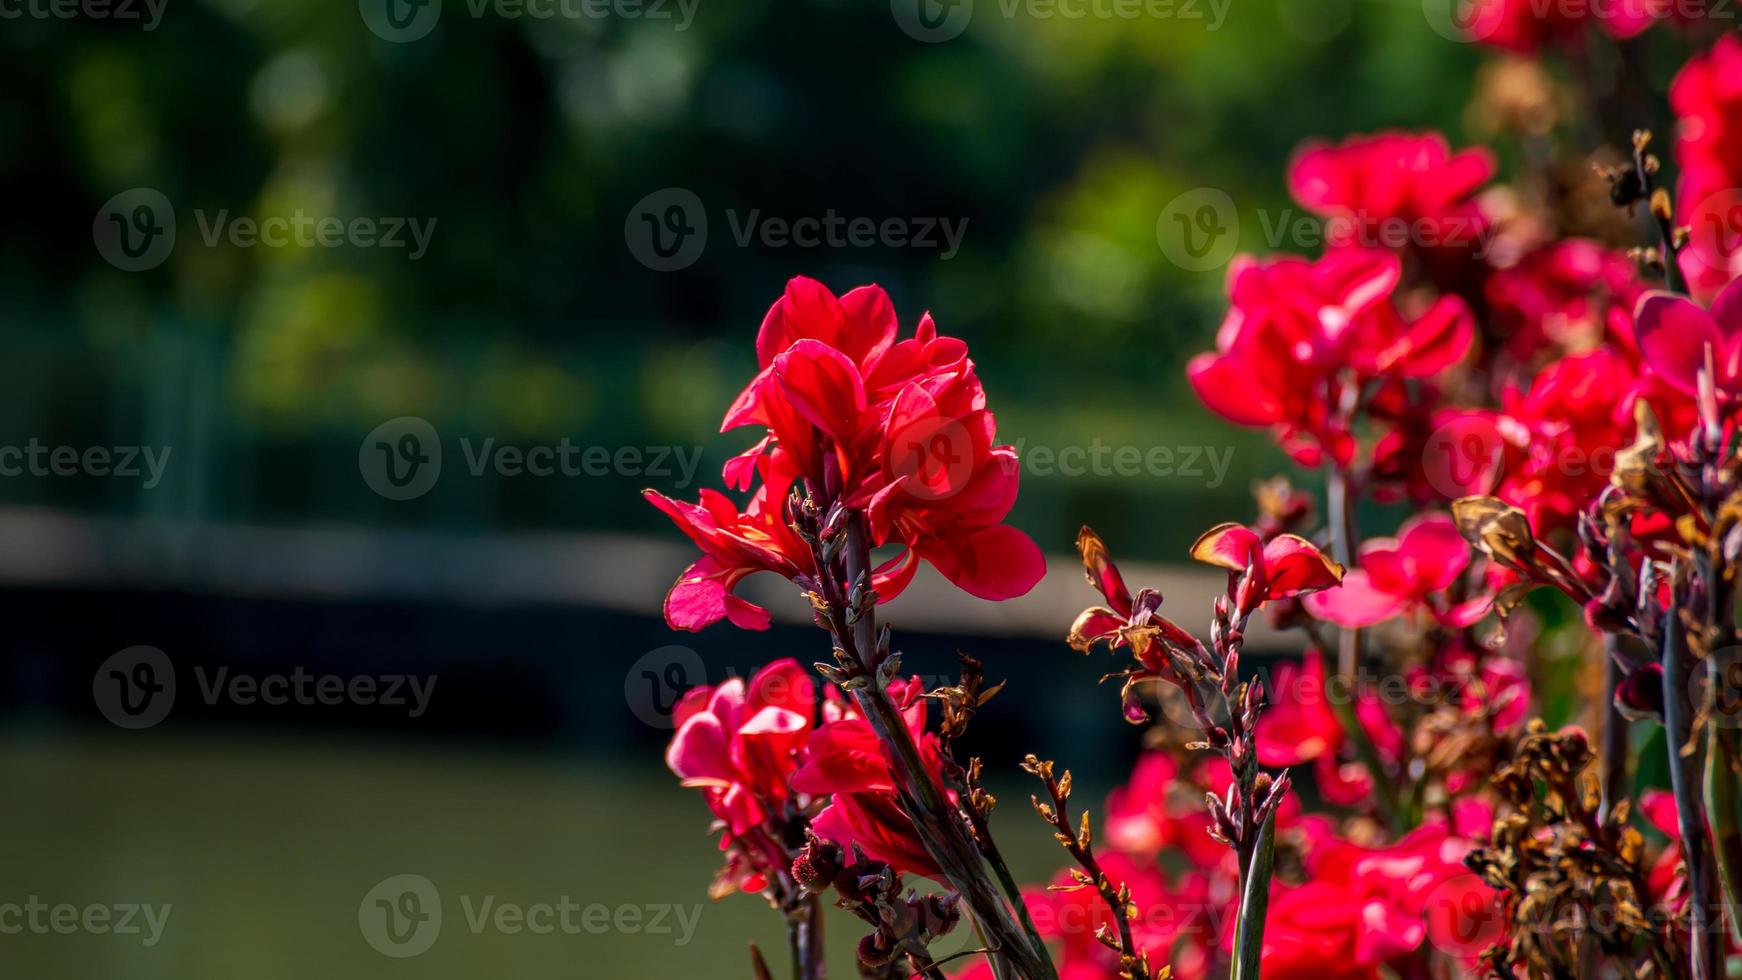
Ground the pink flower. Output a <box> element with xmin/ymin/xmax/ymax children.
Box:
<box><xmin>1190</xmin><ymin>523</ymin><xmax>1346</xmax><ymax>616</ymax></box>
<box><xmin>1485</xmin><ymin>239</ymin><xmax>1646</xmax><ymax>361</ymax></box>
<box><xmin>1261</xmin><ymin>820</ymin><xmax>1502</xmax><ymax>977</ymax></box>
<box><xmin>1304</xmin><ymin>514</ymin><xmax>1489</xmax><ymax>628</ymax></box>
<box><xmin>648</xmin><ymin>277</ymin><xmax>1045</xmax><ymax>631</ymax></box>
<box><xmin>665</xmin><ymin>659</ymin><xmax>816</xmax><ymax>836</ymax></box>
<box><xmin>1253</xmin><ymin>649</ymin><xmax>1403</xmax><ymax>806</ymax></box>
<box><xmin>1289</xmin><ymin>132</ymin><xmax>1494</xmax><ymax>264</ymax></box>
<box><xmin>1103</xmin><ymin>752</ymin><xmax>1239</xmax><ymax>871</ymax></box>
<box><xmin>1457</xmin><ymin>0</ymin><xmax>1662</xmax><ymax>52</ymax></box>
<box><xmin>1186</xmin><ymin>250</ymin><xmax>1474</xmax><ymax>467</ymax></box>
<box><xmin>1672</xmin><ymin>36</ymin><xmax>1742</xmax><ymax>299</ymax></box>
<box><xmin>1633</xmin><ymin>277</ymin><xmax>1742</xmax><ymax>400</ymax></box>
<box><xmin>795</xmin><ymin>677</ymin><xmax>945</xmax><ymax>878</ymax></box>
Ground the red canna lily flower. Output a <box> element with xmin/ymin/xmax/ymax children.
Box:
<box><xmin>1253</xmin><ymin>649</ymin><xmax>1403</xmax><ymax>807</ymax></box>
<box><xmin>1485</xmin><ymin>238</ymin><xmax>1646</xmax><ymax>362</ymax></box>
<box><xmin>649</xmin><ymin>276</ymin><xmax>1045</xmax><ymax>631</ymax></box>
<box><xmin>1633</xmin><ymin>277</ymin><xmax>1742</xmax><ymax>400</ymax></box>
<box><xmin>1304</xmin><ymin>514</ymin><xmax>1490</xmax><ymax>629</ymax></box>
<box><xmin>665</xmin><ymin>659</ymin><xmax>816</xmax><ymax>836</ymax></box>
<box><xmin>1068</xmin><ymin>527</ymin><xmax>1200</xmax><ymax>667</ymax></box>
<box><xmin>794</xmin><ymin>676</ymin><xmax>946</xmax><ymax>878</ymax></box>
<box><xmin>644</xmin><ymin>453</ymin><xmax>813</xmax><ymax>631</ymax></box>
<box><xmin>1190</xmin><ymin>522</ymin><xmax>1345</xmax><ymax>617</ymax></box>
<box><xmin>1672</xmin><ymin>36</ymin><xmax>1742</xmax><ymax>299</ymax></box>
<box><xmin>1455</xmin><ymin>0</ymin><xmax>1662</xmax><ymax>52</ymax></box>
<box><xmin>1289</xmin><ymin>131</ymin><xmax>1495</xmax><ymax>261</ymax></box>
<box><xmin>1186</xmin><ymin>250</ymin><xmax>1474</xmax><ymax>467</ymax></box>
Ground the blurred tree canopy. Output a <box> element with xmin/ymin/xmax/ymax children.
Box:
<box><xmin>0</xmin><ymin>0</ymin><xmax>1508</xmax><ymax>556</ymax></box>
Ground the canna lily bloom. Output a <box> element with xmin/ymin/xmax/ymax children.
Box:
<box><xmin>1304</xmin><ymin>514</ymin><xmax>1491</xmax><ymax>629</ymax></box>
<box><xmin>1289</xmin><ymin>131</ymin><xmax>1494</xmax><ymax>257</ymax></box>
<box><xmin>1633</xmin><ymin>277</ymin><xmax>1742</xmax><ymax>400</ymax></box>
<box><xmin>1672</xmin><ymin>36</ymin><xmax>1742</xmax><ymax>299</ymax></box>
<box><xmin>1186</xmin><ymin>250</ymin><xmax>1474</xmax><ymax>467</ymax></box>
<box><xmin>649</xmin><ymin>276</ymin><xmax>1045</xmax><ymax>631</ymax></box>
<box><xmin>1254</xmin><ymin>649</ymin><xmax>1403</xmax><ymax>807</ymax></box>
<box><xmin>665</xmin><ymin>659</ymin><xmax>816</xmax><ymax>836</ymax></box>
<box><xmin>644</xmin><ymin>452</ymin><xmax>813</xmax><ymax>631</ymax></box>
<box><xmin>1260</xmin><ymin>819</ymin><xmax>1501</xmax><ymax>979</ymax></box>
<box><xmin>795</xmin><ymin>677</ymin><xmax>946</xmax><ymax>879</ymax></box>
<box><xmin>1068</xmin><ymin>527</ymin><xmax>1199</xmax><ymax>665</ymax></box>
<box><xmin>1454</xmin><ymin>0</ymin><xmax>1661</xmax><ymax>52</ymax></box>
<box><xmin>1485</xmin><ymin>239</ymin><xmax>1645</xmax><ymax>362</ymax></box>
<box><xmin>1190</xmin><ymin>522</ymin><xmax>1345</xmax><ymax>617</ymax></box>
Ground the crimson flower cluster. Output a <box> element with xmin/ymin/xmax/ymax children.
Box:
<box><xmin>651</xmin><ymin>15</ymin><xmax>1742</xmax><ymax>980</ymax></box>
<box><xmin>646</xmin><ymin>276</ymin><xmax>1043</xmax><ymax>633</ymax></box>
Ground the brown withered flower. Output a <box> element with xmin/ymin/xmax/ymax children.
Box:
<box><xmin>1466</xmin><ymin>721</ymin><xmax>1679</xmax><ymax>978</ymax></box>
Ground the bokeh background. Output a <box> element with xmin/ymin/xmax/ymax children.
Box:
<box><xmin>0</xmin><ymin>0</ymin><xmax>1703</xmax><ymax>975</ymax></box>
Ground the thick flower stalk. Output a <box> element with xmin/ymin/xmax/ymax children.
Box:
<box><xmin>652</xmin><ymin>277</ymin><xmax>1063</xmax><ymax>979</ymax></box>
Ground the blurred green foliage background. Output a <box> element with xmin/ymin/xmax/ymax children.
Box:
<box><xmin>0</xmin><ymin>0</ymin><xmax>1510</xmax><ymax>556</ymax></box>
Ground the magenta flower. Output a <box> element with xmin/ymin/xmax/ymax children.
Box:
<box><xmin>1186</xmin><ymin>250</ymin><xmax>1473</xmax><ymax>467</ymax></box>
<box><xmin>1304</xmin><ymin>514</ymin><xmax>1489</xmax><ymax>628</ymax></box>
<box><xmin>1190</xmin><ymin>522</ymin><xmax>1346</xmax><ymax>616</ymax></box>
<box><xmin>1289</xmin><ymin>131</ymin><xmax>1494</xmax><ymax>254</ymax></box>
<box><xmin>1633</xmin><ymin>277</ymin><xmax>1742</xmax><ymax>399</ymax></box>
<box><xmin>665</xmin><ymin>658</ymin><xmax>815</xmax><ymax>836</ymax></box>
<box><xmin>648</xmin><ymin>276</ymin><xmax>1045</xmax><ymax>631</ymax></box>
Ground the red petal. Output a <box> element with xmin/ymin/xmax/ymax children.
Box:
<box><xmin>1302</xmin><ymin>569</ymin><xmax>1411</xmax><ymax>627</ymax></box>
<box><xmin>1189</xmin><ymin>522</ymin><xmax>1262</xmax><ymax>572</ymax></box>
<box><xmin>919</xmin><ymin>524</ymin><xmax>1046</xmax><ymax>601</ymax></box>
<box><xmin>755</xmin><ymin>276</ymin><xmax>845</xmax><ymax>368</ymax></box>
<box><xmin>1076</xmin><ymin>526</ymin><xmax>1134</xmax><ymax>616</ymax></box>
<box><xmin>1396</xmin><ymin>513</ymin><xmax>1470</xmax><ymax>592</ymax></box>
<box><xmin>772</xmin><ymin>339</ymin><xmax>868</xmax><ymax>444</ymax></box>
<box><xmin>1262</xmin><ymin>534</ymin><xmax>1345</xmax><ymax>597</ymax></box>
<box><xmin>1634</xmin><ymin>290</ymin><xmax>1723</xmax><ymax>395</ymax></box>
<box><xmin>1186</xmin><ymin>352</ymin><xmax>1285</xmax><ymax>427</ymax></box>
